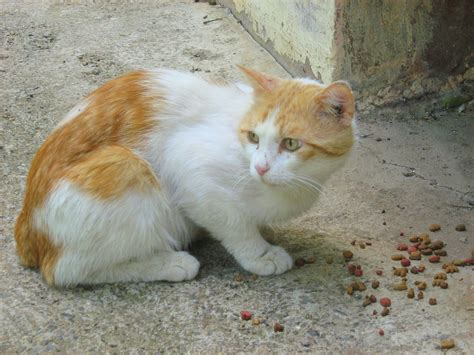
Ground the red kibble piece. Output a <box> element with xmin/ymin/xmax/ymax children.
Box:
<box><xmin>379</xmin><ymin>329</ymin><xmax>385</xmax><ymax>336</ymax></box>
<box><xmin>274</xmin><ymin>322</ymin><xmax>284</xmax><ymax>332</ymax></box>
<box><xmin>464</xmin><ymin>258</ymin><xmax>474</xmax><ymax>265</ymax></box>
<box><xmin>429</xmin><ymin>255</ymin><xmax>440</xmax><ymax>263</ymax></box>
<box><xmin>400</xmin><ymin>258</ymin><xmax>411</xmax><ymax>267</ymax></box>
<box><xmin>407</xmin><ymin>246</ymin><xmax>418</xmax><ymax>253</ymax></box>
<box><xmin>295</xmin><ymin>258</ymin><xmax>305</xmax><ymax>267</ymax></box>
<box><xmin>347</xmin><ymin>264</ymin><xmax>356</xmax><ymax>274</ymax></box>
<box><xmin>410</xmin><ymin>266</ymin><xmax>419</xmax><ymax>274</ymax></box>
<box><xmin>380</xmin><ymin>297</ymin><xmax>391</xmax><ymax>307</ymax></box>
<box><xmin>400</xmin><ymin>232</ymin><xmax>404</xmax><ymax>236</ymax></box>
<box><xmin>375</xmin><ymin>269</ymin><xmax>383</xmax><ymax>276</ymax></box>
<box><xmin>240</xmin><ymin>311</ymin><xmax>252</xmax><ymax>320</ymax></box>
<box><xmin>397</xmin><ymin>243</ymin><xmax>408</xmax><ymax>251</ymax></box>
<box><xmin>354</xmin><ymin>269</ymin><xmax>363</xmax><ymax>277</ymax></box>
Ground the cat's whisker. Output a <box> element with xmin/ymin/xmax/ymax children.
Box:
<box><xmin>294</xmin><ymin>175</ymin><xmax>325</xmax><ymax>195</ymax></box>
<box><xmin>291</xmin><ymin>176</ymin><xmax>323</xmax><ymax>196</ymax></box>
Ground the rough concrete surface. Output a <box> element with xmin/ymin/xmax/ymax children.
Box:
<box><xmin>1</xmin><ymin>1</ymin><xmax>473</xmax><ymax>353</ymax></box>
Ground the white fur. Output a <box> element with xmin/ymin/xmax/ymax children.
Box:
<box><xmin>36</xmin><ymin>69</ymin><xmax>353</xmax><ymax>285</ymax></box>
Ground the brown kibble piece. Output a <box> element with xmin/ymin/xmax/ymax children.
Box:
<box><xmin>391</xmin><ymin>254</ymin><xmax>404</xmax><ymax>261</ymax></box>
<box><xmin>407</xmin><ymin>288</ymin><xmax>415</xmax><ymax>298</ymax></box>
<box><xmin>417</xmin><ymin>291</ymin><xmax>424</xmax><ymax>300</ymax></box>
<box><xmin>356</xmin><ymin>282</ymin><xmax>366</xmax><ymax>291</ymax></box>
<box><xmin>381</xmin><ymin>307</ymin><xmax>390</xmax><ymax>317</ymax></box>
<box><xmin>375</xmin><ymin>269</ymin><xmax>383</xmax><ymax>276</ymax></box>
<box><xmin>234</xmin><ymin>273</ymin><xmax>245</xmax><ymax>282</ymax></box>
<box><xmin>434</xmin><ymin>250</ymin><xmax>447</xmax><ymax>256</ymax></box>
<box><xmin>343</xmin><ymin>250</ymin><xmax>353</xmax><ymax>261</ymax></box>
<box><xmin>434</xmin><ymin>272</ymin><xmax>447</xmax><ymax>280</ymax></box>
<box><xmin>416</xmin><ymin>281</ymin><xmax>427</xmax><ymax>290</ymax></box>
<box><xmin>409</xmin><ymin>251</ymin><xmax>422</xmax><ymax>260</ymax></box>
<box><xmin>305</xmin><ymin>256</ymin><xmax>316</xmax><ymax>264</ymax></box>
<box><xmin>440</xmin><ymin>339</ymin><xmax>455</xmax><ymax>349</ymax></box>
<box><xmin>252</xmin><ymin>318</ymin><xmax>261</xmax><ymax>326</ymax></box>
<box><xmin>393</xmin><ymin>282</ymin><xmax>408</xmax><ymax>291</ymax></box>
<box><xmin>372</xmin><ymin>280</ymin><xmax>380</xmax><ymax>289</ymax></box>
<box><xmin>409</xmin><ymin>235</ymin><xmax>420</xmax><ymax>243</ymax></box>
<box><xmin>274</xmin><ymin>322</ymin><xmax>284</xmax><ymax>332</ymax></box>
<box><xmin>431</xmin><ymin>240</ymin><xmax>444</xmax><ymax>250</ymax></box>
<box><xmin>346</xmin><ymin>285</ymin><xmax>354</xmax><ymax>295</ymax></box>
<box><xmin>455</xmin><ymin>224</ymin><xmax>466</xmax><ymax>232</ymax></box>
<box><xmin>429</xmin><ymin>298</ymin><xmax>437</xmax><ymax>305</ymax></box>
<box><xmin>417</xmin><ymin>264</ymin><xmax>426</xmax><ymax>272</ymax></box>
<box><xmin>429</xmin><ymin>255</ymin><xmax>440</xmax><ymax>263</ymax></box>
<box><xmin>442</xmin><ymin>263</ymin><xmax>459</xmax><ymax>273</ymax></box>
<box><xmin>429</xmin><ymin>224</ymin><xmax>441</xmax><ymax>232</ymax></box>
<box><xmin>393</xmin><ymin>267</ymin><xmax>408</xmax><ymax>277</ymax></box>
<box><xmin>363</xmin><ymin>298</ymin><xmax>372</xmax><ymax>307</ymax></box>
<box><xmin>421</xmin><ymin>248</ymin><xmax>433</xmax><ymax>255</ymax></box>
<box><xmin>369</xmin><ymin>294</ymin><xmax>377</xmax><ymax>303</ymax></box>
<box><xmin>295</xmin><ymin>258</ymin><xmax>305</xmax><ymax>267</ymax></box>
<box><xmin>453</xmin><ymin>259</ymin><xmax>465</xmax><ymax>266</ymax></box>
<box><xmin>432</xmin><ymin>279</ymin><xmax>448</xmax><ymax>288</ymax></box>
<box><xmin>410</xmin><ymin>266</ymin><xmax>419</xmax><ymax>274</ymax></box>
<box><xmin>359</xmin><ymin>242</ymin><xmax>366</xmax><ymax>249</ymax></box>
<box><xmin>419</xmin><ymin>233</ymin><xmax>430</xmax><ymax>242</ymax></box>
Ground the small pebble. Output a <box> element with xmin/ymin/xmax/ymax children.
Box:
<box><xmin>440</xmin><ymin>339</ymin><xmax>455</xmax><ymax>349</ymax></box>
<box><xmin>455</xmin><ymin>224</ymin><xmax>466</xmax><ymax>232</ymax></box>
<box><xmin>401</xmin><ymin>258</ymin><xmax>411</xmax><ymax>267</ymax></box>
<box><xmin>429</xmin><ymin>224</ymin><xmax>441</xmax><ymax>232</ymax></box>
<box><xmin>380</xmin><ymin>297</ymin><xmax>391</xmax><ymax>307</ymax></box>
<box><xmin>274</xmin><ymin>322</ymin><xmax>284</xmax><ymax>332</ymax></box>
<box><xmin>372</xmin><ymin>280</ymin><xmax>380</xmax><ymax>289</ymax></box>
<box><xmin>429</xmin><ymin>298</ymin><xmax>437</xmax><ymax>305</ymax></box>
<box><xmin>381</xmin><ymin>307</ymin><xmax>390</xmax><ymax>317</ymax></box>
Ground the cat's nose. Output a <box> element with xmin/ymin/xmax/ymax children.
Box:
<box><xmin>255</xmin><ymin>164</ymin><xmax>270</xmax><ymax>176</ymax></box>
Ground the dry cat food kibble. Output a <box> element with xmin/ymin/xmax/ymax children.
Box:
<box><xmin>429</xmin><ymin>224</ymin><xmax>441</xmax><ymax>232</ymax></box>
<box><xmin>343</xmin><ymin>250</ymin><xmax>353</xmax><ymax>261</ymax></box>
<box><xmin>375</xmin><ymin>269</ymin><xmax>383</xmax><ymax>276</ymax></box>
<box><xmin>410</xmin><ymin>266</ymin><xmax>419</xmax><ymax>274</ymax></box>
<box><xmin>391</xmin><ymin>254</ymin><xmax>404</xmax><ymax>261</ymax></box>
<box><xmin>407</xmin><ymin>246</ymin><xmax>418</xmax><ymax>254</ymax></box>
<box><xmin>407</xmin><ymin>288</ymin><xmax>415</xmax><ymax>298</ymax></box>
<box><xmin>401</xmin><ymin>258</ymin><xmax>411</xmax><ymax>267</ymax></box>
<box><xmin>393</xmin><ymin>267</ymin><xmax>408</xmax><ymax>277</ymax></box>
<box><xmin>432</xmin><ymin>279</ymin><xmax>448</xmax><ymax>289</ymax></box>
<box><xmin>240</xmin><ymin>311</ymin><xmax>252</xmax><ymax>320</ymax></box>
<box><xmin>380</xmin><ymin>297</ymin><xmax>391</xmax><ymax>307</ymax></box>
<box><xmin>397</xmin><ymin>243</ymin><xmax>408</xmax><ymax>251</ymax></box>
<box><xmin>379</xmin><ymin>329</ymin><xmax>384</xmax><ymax>336</ymax></box>
<box><xmin>442</xmin><ymin>263</ymin><xmax>459</xmax><ymax>273</ymax></box>
<box><xmin>417</xmin><ymin>264</ymin><xmax>426</xmax><ymax>272</ymax></box>
<box><xmin>434</xmin><ymin>272</ymin><xmax>447</xmax><ymax>280</ymax></box>
<box><xmin>431</xmin><ymin>240</ymin><xmax>444</xmax><ymax>250</ymax></box>
<box><xmin>305</xmin><ymin>256</ymin><xmax>316</xmax><ymax>264</ymax></box>
<box><xmin>417</xmin><ymin>291</ymin><xmax>424</xmax><ymax>300</ymax></box>
<box><xmin>381</xmin><ymin>307</ymin><xmax>390</xmax><ymax>317</ymax></box>
<box><xmin>347</xmin><ymin>264</ymin><xmax>357</xmax><ymax>275</ymax></box>
<box><xmin>369</xmin><ymin>294</ymin><xmax>377</xmax><ymax>303</ymax></box>
<box><xmin>393</xmin><ymin>282</ymin><xmax>408</xmax><ymax>291</ymax></box>
<box><xmin>434</xmin><ymin>250</ymin><xmax>447</xmax><ymax>256</ymax></box>
<box><xmin>363</xmin><ymin>298</ymin><xmax>372</xmax><ymax>307</ymax></box>
<box><xmin>372</xmin><ymin>280</ymin><xmax>380</xmax><ymax>289</ymax></box>
<box><xmin>415</xmin><ymin>281</ymin><xmax>427</xmax><ymax>290</ymax></box>
<box><xmin>455</xmin><ymin>224</ymin><xmax>466</xmax><ymax>232</ymax></box>
<box><xmin>429</xmin><ymin>298</ymin><xmax>437</xmax><ymax>305</ymax></box>
<box><xmin>440</xmin><ymin>339</ymin><xmax>455</xmax><ymax>349</ymax></box>
<box><xmin>429</xmin><ymin>255</ymin><xmax>441</xmax><ymax>263</ymax></box>
<box><xmin>421</xmin><ymin>248</ymin><xmax>433</xmax><ymax>255</ymax></box>
<box><xmin>409</xmin><ymin>235</ymin><xmax>420</xmax><ymax>243</ymax></box>
<box><xmin>251</xmin><ymin>318</ymin><xmax>261</xmax><ymax>326</ymax></box>
<box><xmin>354</xmin><ymin>269</ymin><xmax>363</xmax><ymax>277</ymax></box>
<box><xmin>273</xmin><ymin>322</ymin><xmax>284</xmax><ymax>332</ymax></box>
<box><xmin>409</xmin><ymin>251</ymin><xmax>422</xmax><ymax>260</ymax></box>
<box><xmin>295</xmin><ymin>258</ymin><xmax>305</xmax><ymax>267</ymax></box>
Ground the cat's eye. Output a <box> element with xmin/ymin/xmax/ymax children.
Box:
<box><xmin>282</xmin><ymin>138</ymin><xmax>302</xmax><ymax>152</ymax></box>
<box><xmin>248</xmin><ymin>131</ymin><xmax>259</xmax><ymax>144</ymax></box>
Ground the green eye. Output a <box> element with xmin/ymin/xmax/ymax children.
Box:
<box><xmin>248</xmin><ymin>131</ymin><xmax>259</xmax><ymax>144</ymax></box>
<box><xmin>282</xmin><ymin>138</ymin><xmax>302</xmax><ymax>152</ymax></box>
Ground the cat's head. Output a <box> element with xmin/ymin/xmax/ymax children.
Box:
<box><xmin>237</xmin><ymin>66</ymin><xmax>356</xmax><ymax>188</ymax></box>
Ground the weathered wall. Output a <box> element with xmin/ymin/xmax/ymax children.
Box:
<box><xmin>220</xmin><ymin>0</ymin><xmax>474</xmax><ymax>100</ymax></box>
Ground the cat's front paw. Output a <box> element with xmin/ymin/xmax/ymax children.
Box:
<box><xmin>239</xmin><ymin>245</ymin><xmax>293</xmax><ymax>276</ymax></box>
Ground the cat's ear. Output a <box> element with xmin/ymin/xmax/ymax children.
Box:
<box><xmin>237</xmin><ymin>65</ymin><xmax>281</xmax><ymax>93</ymax></box>
<box><xmin>319</xmin><ymin>81</ymin><xmax>355</xmax><ymax>126</ymax></box>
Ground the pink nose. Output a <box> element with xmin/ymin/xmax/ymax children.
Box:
<box><xmin>255</xmin><ymin>164</ymin><xmax>270</xmax><ymax>176</ymax></box>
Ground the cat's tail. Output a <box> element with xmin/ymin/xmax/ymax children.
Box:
<box><xmin>14</xmin><ymin>210</ymin><xmax>39</xmax><ymax>268</ymax></box>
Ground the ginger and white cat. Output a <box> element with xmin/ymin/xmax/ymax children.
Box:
<box><xmin>15</xmin><ymin>66</ymin><xmax>356</xmax><ymax>287</ymax></box>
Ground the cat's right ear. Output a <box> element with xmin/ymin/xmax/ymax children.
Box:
<box><xmin>237</xmin><ymin>65</ymin><xmax>281</xmax><ymax>94</ymax></box>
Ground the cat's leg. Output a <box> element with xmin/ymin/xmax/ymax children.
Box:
<box><xmin>209</xmin><ymin>224</ymin><xmax>293</xmax><ymax>276</ymax></box>
<box><xmin>33</xmin><ymin>145</ymin><xmax>199</xmax><ymax>287</ymax></box>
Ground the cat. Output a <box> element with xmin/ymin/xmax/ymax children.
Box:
<box><xmin>14</xmin><ymin>66</ymin><xmax>356</xmax><ymax>287</ymax></box>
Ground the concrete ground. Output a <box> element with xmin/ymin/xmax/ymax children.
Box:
<box><xmin>1</xmin><ymin>1</ymin><xmax>473</xmax><ymax>353</ymax></box>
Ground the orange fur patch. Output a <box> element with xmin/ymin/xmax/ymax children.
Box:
<box><xmin>14</xmin><ymin>70</ymin><xmax>160</xmax><ymax>281</ymax></box>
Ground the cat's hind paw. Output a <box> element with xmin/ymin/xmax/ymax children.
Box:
<box><xmin>240</xmin><ymin>245</ymin><xmax>293</xmax><ymax>276</ymax></box>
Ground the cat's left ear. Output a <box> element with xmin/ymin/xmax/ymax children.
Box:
<box><xmin>237</xmin><ymin>65</ymin><xmax>281</xmax><ymax>93</ymax></box>
<box><xmin>320</xmin><ymin>81</ymin><xmax>355</xmax><ymax>126</ymax></box>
